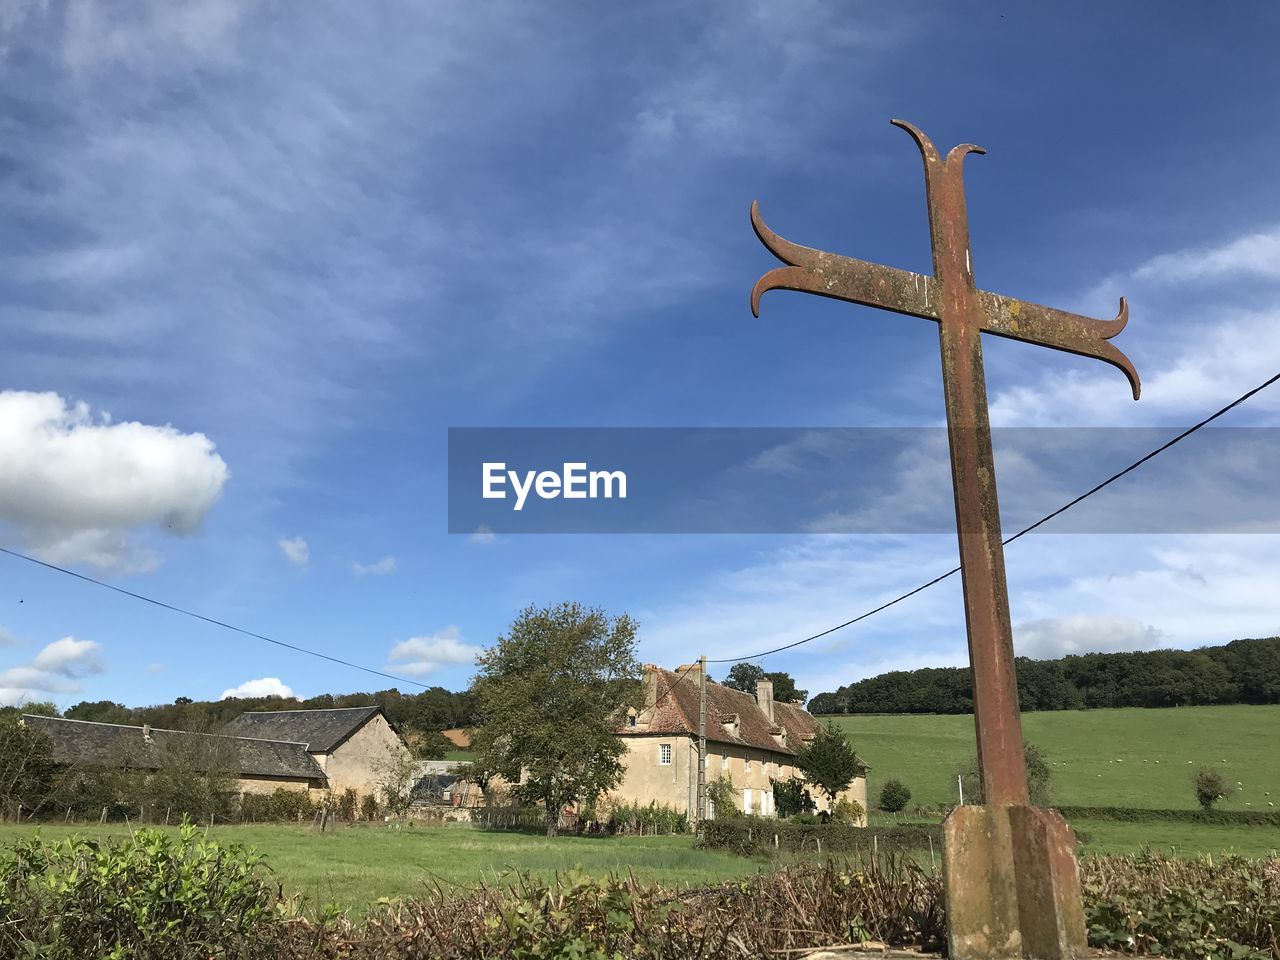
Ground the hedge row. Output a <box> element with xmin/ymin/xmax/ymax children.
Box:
<box><xmin>1056</xmin><ymin>805</ymin><xmax>1280</xmax><ymax>827</ymax></box>
<box><xmin>699</xmin><ymin>817</ymin><xmax>941</xmax><ymax>858</ymax></box>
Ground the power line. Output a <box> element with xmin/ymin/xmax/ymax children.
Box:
<box><xmin>708</xmin><ymin>369</ymin><xmax>1280</xmax><ymax>665</ymax></box>
<box><xmin>3</xmin><ymin>371</ymin><xmax>1276</xmax><ymax>685</ymax></box>
<box><xmin>0</xmin><ymin>546</ymin><xmax>432</xmax><ymax>691</ymax></box>
<box><xmin>0</xmin><ymin>537</ymin><xmax>708</xmax><ymax>702</ymax></box>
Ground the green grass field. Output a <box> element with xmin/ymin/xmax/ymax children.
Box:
<box><xmin>830</xmin><ymin>704</ymin><xmax>1280</xmax><ymax>810</ymax></box>
<box><xmin>2</xmin><ymin>705</ymin><xmax>1276</xmax><ymax>913</ymax></box>
<box><xmin>0</xmin><ymin>823</ymin><xmax>763</xmax><ymax>913</ymax></box>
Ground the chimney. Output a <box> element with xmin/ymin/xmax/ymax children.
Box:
<box><xmin>756</xmin><ymin>679</ymin><xmax>774</xmax><ymax>724</ymax></box>
<box><xmin>642</xmin><ymin>664</ymin><xmax>659</xmax><ymax>712</ymax></box>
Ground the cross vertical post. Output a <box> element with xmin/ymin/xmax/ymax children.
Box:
<box><xmin>750</xmin><ymin>118</ymin><xmax>1140</xmax><ymax>960</ymax></box>
<box><xmin>910</xmin><ymin>124</ymin><xmax>1029</xmax><ymax>808</ymax></box>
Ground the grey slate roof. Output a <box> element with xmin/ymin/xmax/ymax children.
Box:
<box><xmin>220</xmin><ymin>705</ymin><xmax>382</xmax><ymax>753</ymax></box>
<box><xmin>22</xmin><ymin>715</ymin><xmax>325</xmax><ymax>781</ymax></box>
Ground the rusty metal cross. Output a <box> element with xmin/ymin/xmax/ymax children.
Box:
<box><xmin>751</xmin><ymin>118</ymin><xmax>1141</xmax><ymax>809</ymax></box>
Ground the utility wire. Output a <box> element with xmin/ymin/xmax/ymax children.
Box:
<box><xmin>708</xmin><ymin>369</ymin><xmax>1280</xmax><ymax>665</ymax></box>
<box><xmin>2</xmin><ymin>371</ymin><xmax>1276</xmax><ymax>684</ymax></box>
<box><xmin>0</xmin><ymin>546</ymin><xmax>432</xmax><ymax>690</ymax></box>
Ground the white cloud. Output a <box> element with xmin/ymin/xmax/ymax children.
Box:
<box><xmin>0</xmin><ymin>391</ymin><xmax>229</xmax><ymax>574</ymax></box>
<box><xmin>220</xmin><ymin>676</ymin><xmax>295</xmax><ymax>700</ymax></box>
<box><xmin>469</xmin><ymin>526</ymin><xmax>496</xmax><ymax>545</ymax></box>
<box><xmin>1013</xmin><ymin>616</ymin><xmax>1164</xmax><ymax>660</ymax></box>
<box><xmin>278</xmin><ymin>537</ymin><xmax>309</xmax><ymax>568</ymax></box>
<box><xmin>0</xmin><ymin>627</ymin><xmax>19</xmax><ymax>647</ymax></box>
<box><xmin>987</xmin><ymin>226</ymin><xmax>1280</xmax><ymax>429</ymax></box>
<box><xmin>32</xmin><ymin>636</ymin><xmax>103</xmax><ymax>675</ymax></box>
<box><xmin>352</xmin><ymin>555</ymin><xmax>396</xmax><ymax>576</ymax></box>
<box><xmin>147</xmin><ymin>662</ymin><xmax>166</xmax><ymax>673</ymax></box>
<box><xmin>0</xmin><ymin>635</ymin><xmax>103</xmax><ymax>706</ymax></box>
<box><xmin>386</xmin><ymin>626</ymin><xmax>481</xmax><ymax>676</ymax></box>
<box><xmin>1132</xmin><ymin>230</ymin><xmax>1280</xmax><ymax>285</ymax></box>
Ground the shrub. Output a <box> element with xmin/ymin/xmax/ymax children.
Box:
<box><xmin>832</xmin><ymin>798</ymin><xmax>865</xmax><ymax>825</ymax></box>
<box><xmin>0</xmin><ymin>718</ymin><xmax>56</xmax><ymax>817</ymax></box>
<box><xmin>472</xmin><ymin>805</ymin><xmax>547</xmax><ymax>832</ymax></box>
<box><xmin>958</xmin><ymin>741</ymin><xmax>1052</xmax><ymax>806</ymax></box>
<box><xmin>1193</xmin><ymin>767</ymin><xmax>1233</xmax><ymax>810</ymax></box>
<box><xmin>772</xmin><ymin>776</ymin><xmax>816</xmax><ymax>818</ymax></box>
<box><xmin>605</xmin><ymin>800</ymin><xmax>688</xmax><ymax>835</ymax></box>
<box><xmin>1084</xmin><ymin>851</ymin><xmax>1280</xmax><ymax>959</ymax></box>
<box><xmin>337</xmin><ymin>787</ymin><xmax>358</xmax><ymax>822</ymax></box>
<box><xmin>0</xmin><ymin>821</ymin><xmax>280</xmax><ymax>959</ymax></box>
<box><xmin>238</xmin><ymin>788</ymin><xmax>315</xmax><ymax>823</ymax></box>
<box><xmin>360</xmin><ymin>793</ymin><xmax>380</xmax><ymax>821</ymax></box>
<box><xmin>1053</xmin><ymin>805</ymin><xmax>1280</xmax><ymax>827</ymax></box>
<box><xmin>706</xmin><ymin>775</ymin><xmax>739</xmax><ymax>819</ymax></box>
<box><xmin>281</xmin><ymin>856</ymin><xmax>948</xmax><ymax>957</ymax></box>
<box><xmin>878</xmin><ymin>778</ymin><xmax>911</xmax><ymax>813</ymax></box>
<box><xmin>699</xmin><ymin>818</ymin><xmax>939</xmax><ymax>858</ymax></box>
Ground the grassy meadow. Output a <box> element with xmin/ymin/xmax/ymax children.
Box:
<box><xmin>2</xmin><ymin>704</ymin><xmax>1277</xmax><ymax>913</ymax></box>
<box><xmin>831</xmin><ymin>703</ymin><xmax>1280</xmax><ymax>810</ymax></box>
<box><xmin>0</xmin><ymin>822</ymin><xmax>763</xmax><ymax>913</ymax></box>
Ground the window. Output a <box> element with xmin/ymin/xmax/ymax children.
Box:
<box><xmin>626</xmin><ymin>714</ymin><xmax>636</xmax><ymax>728</ymax></box>
<box><xmin>743</xmin><ymin>788</ymin><xmax>754</xmax><ymax>813</ymax></box>
<box><xmin>659</xmin><ymin>743</ymin><xmax>672</xmax><ymax>765</ymax></box>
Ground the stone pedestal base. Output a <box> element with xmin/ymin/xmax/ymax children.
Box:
<box><xmin>942</xmin><ymin>805</ymin><xmax>1087</xmax><ymax>960</ymax></box>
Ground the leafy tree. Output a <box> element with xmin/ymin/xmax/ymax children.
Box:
<box><xmin>65</xmin><ymin>700</ymin><xmax>132</xmax><ymax>725</ymax></box>
<box><xmin>794</xmin><ymin>722</ymin><xmax>862</xmax><ymax>807</ymax></box>
<box><xmin>469</xmin><ymin>602</ymin><xmax>640</xmax><ymax>837</ymax></box>
<box><xmin>766</xmin><ymin>673</ymin><xmax>808</xmax><ymax>705</ymax></box>
<box><xmin>722</xmin><ymin>665</ymin><xmax>808</xmax><ymax>705</ymax></box>
<box><xmin>412</xmin><ymin>730</ymin><xmax>453</xmax><ymax>760</ymax></box>
<box><xmin>1193</xmin><ymin>767</ymin><xmax>1233</xmax><ymax>810</ymax></box>
<box><xmin>373</xmin><ymin>746</ymin><xmax>422</xmax><ymax>819</ymax></box>
<box><xmin>958</xmin><ymin>742</ymin><xmax>1052</xmax><ymax>807</ymax></box>
<box><xmin>878</xmin><ymin>778</ymin><xmax>912</xmax><ymax>813</ymax></box>
<box><xmin>142</xmin><ymin>735</ymin><xmax>238</xmax><ymax>823</ymax></box>
<box><xmin>0</xmin><ymin>719</ymin><xmax>57</xmax><ymax>816</ymax></box>
<box><xmin>722</xmin><ymin>664</ymin><xmax>766</xmax><ymax>694</ymax></box>
<box><xmin>771</xmin><ymin>776</ymin><xmax>815</xmax><ymax>818</ymax></box>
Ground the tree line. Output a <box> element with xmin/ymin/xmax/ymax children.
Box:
<box><xmin>808</xmin><ymin>636</ymin><xmax>1280</xmax><ymax>714</ymax></box>
<box><xmin>19</xmin><ymin>685</ymin><xmax>478</xmax><ymax>759</ymax></box>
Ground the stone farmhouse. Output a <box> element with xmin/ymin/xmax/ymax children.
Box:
<box><xmin>613</xmin><ymin>663</ymin><xmax>868</xmax><ymax>822</ymax></box>
<box><xmin>23</xmin><ymin>704</ymin><xmax>410</xmax><ymax>798</ymax></box>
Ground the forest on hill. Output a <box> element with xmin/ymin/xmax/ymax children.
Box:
<box><xmin>808</xmin><ymin>636</ymin><xmax>1280</xmax><ymax>715</ymax></box>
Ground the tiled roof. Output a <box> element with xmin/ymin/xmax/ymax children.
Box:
<box><xmin>626</xmin><ymin>666</ymin><xmax>848</xmax><ymax>759</ymax></box>
<box><xmin>221</xmin><ymin>705</ymin><xmax>383</xmax><ymax>753</ymax></box>
<box><xmin>22</xmin><ymin>715</ymin><xmax>325</xmax><ymax>781</ymax></box>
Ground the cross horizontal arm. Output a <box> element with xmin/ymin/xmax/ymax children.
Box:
<box><xmin>977</xmin><ymin>291</ymin><xmax>1141</xmax><ymax>400</ymax></box>
<box><xmin>751</xmin><ymin>201</ymin><xmax>941</xmax><ymax>322</ymax></box>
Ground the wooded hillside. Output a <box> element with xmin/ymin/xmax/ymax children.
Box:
<box><xmin>809</xmin><ymin>636</ymin><xmax>1280</xmax><ymax>714</ymax></box>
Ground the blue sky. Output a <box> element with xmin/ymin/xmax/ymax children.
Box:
<box><xmin>1</xmin><ymin>1</ymin><xmax>1279</xmax><ymax>708</ymax></box>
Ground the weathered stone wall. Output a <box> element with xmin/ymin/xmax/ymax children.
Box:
<box><xmin>234</xmin><ymin>775</ymin><xmax>315</xmax><ymax>795</ymax></box>
<box><xmin>614</xmin><ymin>735</ymin><xmax>865</xmax><ymax>823</ymax></box>
<box><xmin>319</xmin><ymin>713</ymin><xmax>411</xmax><ymax>796</ymax></box>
